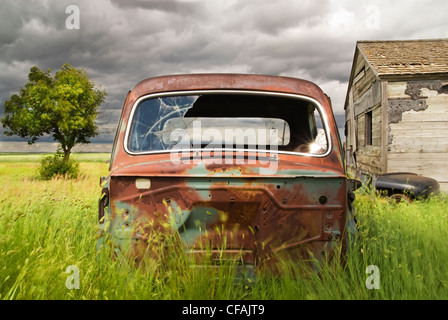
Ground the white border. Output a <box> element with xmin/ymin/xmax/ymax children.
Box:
<box><xmin>123</xmin><ymin>90</ymin><xmax>332</xmax><ymax>158</ymax></box>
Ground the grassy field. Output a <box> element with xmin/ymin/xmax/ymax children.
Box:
<box><xmin>0</xmin><ymin>152</ymin><xmax>111</xmax><ymax>163</ymax></box>
<box><xmin>1</xmin><ymin>153</ymin><xmax>448</xmax><ymax>300</ymax></box>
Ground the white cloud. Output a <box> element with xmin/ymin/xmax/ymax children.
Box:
<box><xmin>327</xmin><ymin>8</ymin><xmax>356</xmax><ymax>28</ymax></box>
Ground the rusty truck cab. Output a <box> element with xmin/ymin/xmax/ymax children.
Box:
<box><xmin>98</xmin><ymin>74</ymin><xmax>357</xmax><ymax>274</ymax></box>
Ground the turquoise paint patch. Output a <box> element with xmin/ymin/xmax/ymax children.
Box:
<box><xmin>166</xmin><ymin>199</ymin><xmax>191</xmax><ymax>229</ymax></box>
<box><xmin>163</xmin><ymin>196</ymin><xmax>220</xmax><ymax>247</ymax></box>
<box><xmin>108</xmin><ymin>200</ymin><xmax>136</xmax><ymax>252</ymax></box>
<box><xmin>177</xmin><ymin>207</ymin><xmax>220</xmax><ymax>246</ymax></box>
<box><xmin>97</xmin><ymin>199</ymin><xmax>135</xmax><ymax>255</ymax></box>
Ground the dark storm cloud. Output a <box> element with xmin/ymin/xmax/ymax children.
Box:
<box><xmin>222</xmin><ymin>0</ymin><xmax>333</xmax><ymax>35</ymax></box>
<box><xmin>110</xmin><ymin>0</ymin><xmax>200</xmax><ymax>14</ymax></box>
<box><xmin>1</xmin><ymin>0</ymin><xmax>448</xmax><ymax>151</ymax></box>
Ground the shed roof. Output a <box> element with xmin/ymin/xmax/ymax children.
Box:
<box><xmin>357</xmin><ymin>39</ymin><xmax>448</xmax><ymax>76</ymax></box>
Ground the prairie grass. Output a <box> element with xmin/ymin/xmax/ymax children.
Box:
<box><xmin>0</xmin><ymin>152</ymin><xmax>110</xmax><ymax>163</ymax></box>
<box><xmin>1</xmin><ymin>154</ymin><xmax>448</xmax><ymax>299</ymax></box>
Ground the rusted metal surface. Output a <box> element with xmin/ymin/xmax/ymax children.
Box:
<box><xmin>98</xmin><ymin>74</ymin><xmax>357</xmax><ymax>274</ymax></box>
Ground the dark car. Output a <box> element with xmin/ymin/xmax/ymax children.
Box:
<box><xmin>374</xmin><ymin>172</ymin><xmax>440</xmax><ymax>203</ymax></box>
<box><xmin>97</xmin><ymin>74</ymin><xmax>359</xmax><ymax>275</ymax></box>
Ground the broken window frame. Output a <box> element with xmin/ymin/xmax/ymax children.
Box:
<box><xmin>123</xmin><ymin>90</ymin><xmax>332</xmax><ymax>157</ymax></box>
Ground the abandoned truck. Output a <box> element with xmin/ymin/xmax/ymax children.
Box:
<box><xmin>97</xmin><ymin>74</ymin><xmax>358</xmax><ymax>273</ymax></box>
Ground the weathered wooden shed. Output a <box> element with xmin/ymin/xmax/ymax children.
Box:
<box><xmin>344</xmin><ymin>39</ymin><xmax>448</xmax><ymax>192</ymax></box>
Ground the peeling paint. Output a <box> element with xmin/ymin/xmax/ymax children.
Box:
<box><xmin>405</xmin><ymin>80</ymin><xmax>445</xmax><ymax>100</ymax></box>
<box><xmin>388</xmin><ymin>99</ymin><xmax>427</xmax><ymax>124</ymax></box>
<box><xmin>438</xmin><ymin>84</ymin><xmax>448</xmax><ymax>94</ymax></box>
<box><xmin>388</xmin><ymin>80</ymin><xmax>448</xmax><ymax>124</ymax></box>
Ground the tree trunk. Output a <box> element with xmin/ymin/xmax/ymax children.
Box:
<box><xmin>63</xmin><ymin>149</ymin><xmax>71</xmax><ymax>163</ymax></box>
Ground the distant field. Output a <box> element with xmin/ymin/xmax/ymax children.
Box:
<box><xmin>1</xmin><ymin>158</ymin><xmax>448</xmax><ymax>300</ymax></box>
<box><xmin>0</xmin><ymin>152</ymin><xmax>111</xmax><ymax>163</ymax></box>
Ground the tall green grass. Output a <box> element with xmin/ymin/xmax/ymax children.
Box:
<box><xmin>1</xmin><ymin>158</ymin><xmax>448</xmax><ymax>299</ymax></box>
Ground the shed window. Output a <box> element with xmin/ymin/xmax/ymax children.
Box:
<box><xmin>365</xmin><ymin>111</ymin><xmax>373</xmax><ymax>146</ymax></box>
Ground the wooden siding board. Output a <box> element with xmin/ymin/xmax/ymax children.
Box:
<box><xmin>396</xmin><ymin>113</ymin><xmax>448</xmax><ymax>122</ymax></box>
<box><xmin>354</xmin><ymin>68</ymin><xmax>377</xmax><ymax>101</ymax></box>
<box><xmin>387</xmin><ymin>152</ymin><xmax>448</xmax><ymax>181</ymax></box>
<box><xmin>353</xmin><ymin>79</ymin><xmax>382</xmax><ymax>117</ymax></box>
<box><xmin>357</xmin><ymin>114</ymin><xmax>365</xmax><ymax>147</ymax></box>
<box><xmin>386</xmin><ymin>80</ymin><xmax>448</xmax><ymax>190</ymax></box>
<box><xmin>380</xmin><ymin>81</ymin><xmax>388</xmax><ymax>172</ymax></box>
<box><xmin>387</xmin><ymin>82</ymin><xmax>409</xmax><ymax>99</ymax></box>
<box><xmin>357</xmin><ymin>146</ymin><xmax>382</xmax><ymax>173</ymax></box>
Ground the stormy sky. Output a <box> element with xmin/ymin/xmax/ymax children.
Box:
<box><xmin>1</xmin><ymin>0</ymin><xmax>448</xmax><ymax>152</ymax></box>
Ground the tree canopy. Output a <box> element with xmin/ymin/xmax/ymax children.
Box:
<box><xmin>1</xmin><ymin>63</ymin><xmax>106</xmax><ymax>162</ymax></box>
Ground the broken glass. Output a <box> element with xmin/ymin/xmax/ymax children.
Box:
<box><xmin>128</xmin><ymin>94</ymin><xmax>328</xmax><ymax>155</ymax></box>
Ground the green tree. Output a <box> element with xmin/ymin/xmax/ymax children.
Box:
<box><xmin>1</xmin><ymin>63</ymin><xmax>106</xmax><ymax>163</ymax></box>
